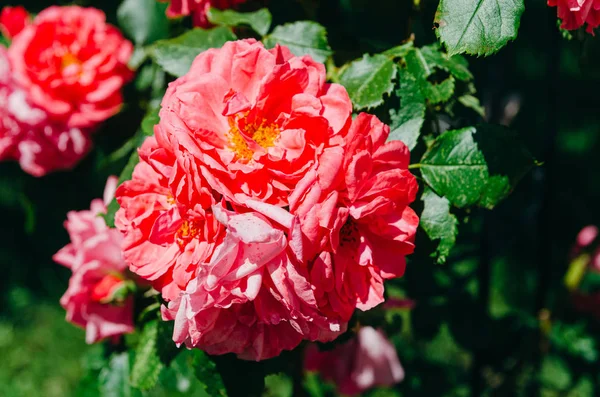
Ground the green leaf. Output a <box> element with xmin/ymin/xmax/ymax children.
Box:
<box><xmin>192</xmin><ymin>350</ymin><xmax>228</xmax><ymax>397</ymax></box>
<box><xmin>99</xmin><ymin>353</ymin><xmax>137</xmax><ymax>397</ymax></box>
<box><xmin>458</xmin><ymin>94</ymin><xmax>485</xmax><ymax>117</ymax></box>
<box><xmin>420</xmin><ymin>44</ymin><xmax>472</xmax><ymax>81</ymax></box>
<box><xmin>420</xmin><ymin>187</ymin><xmax>458</xmax><ymax>264</ymax></box>
<box><xmin>151</xmin><ymin>27</ymin><xmax>237</xmax><ymax>77</ymax></box>
<box><xmin>434</xmin><ymin>0</ymin><xmax>525</xmax><ymax>56</ymax></box>
<box><xmin>539</xmin><ymin>355</ymin><xmax>572</xmax><ymax>391</ymax></box>
<box><xmin>117</xmin><ymin>0</ymin><xmax>169</xmax><ymax>45</ymax></box>
<box><xmin>263</xmin><ymin>21</ymin><xmax>332</xmax><ymax>63</ymax></box>
<box><xmin>550</xmin><ymin>322</ymin><xmax>598</xmax><ymax>363</ymax></box>
<box><xmin>131</xmin><ymin>321</ymin><xmax>163</xmax><ymax>390</ymax></box>
<box><xmin>263</xmin><ymin>373</ymin><xmax>293</xmax><ymax>397</ymax></box>
<box><xmin>419</xmin><ymin>125</ymin><xmax>534</xmax><ymax>209</ymax></box>
<box><xmin>389</xmin><ymin>70</ymin><xmax>426</xmax><ymax>150</ymax></box>
<box><xmin>339</xmin><ymin>54</ymin><xmax>397</xmax><ymax>110</ymax></box>
<box><xmin>382</xmin><ymin>41</ymin><xmax>414</xmax><ymax>59</ymax></box>
<box><xmin>207</xmin><ymin>8</ymin><xmax>272</xmax><ymax>36</ymax></box>
<box><xmin>404</xmin><ymin>48</ymin><xmax>455</xmax><ymax>104</ymax></box>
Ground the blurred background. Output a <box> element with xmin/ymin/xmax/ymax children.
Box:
<box><xmin>2</xmin><ymin>0</ymin><xmax>600</xmax><ymax>396</ymax></box>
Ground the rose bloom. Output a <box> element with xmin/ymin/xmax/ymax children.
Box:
<box><xmin>162</xmin><ymin>201</ymin><xmax>345</xmax><ymax>361</ymax></box>
<box><xmin>120</xmin><ymin>40</ymin><xmax>418</xmax><ymax>361</ymax></box>
<box><xmin>154</xmin><ymin>39</ymin><xmax>351</xmax><ymax>206</ymax></box>
<box><xmin>54</xmin><ymin>177</ymin><xmax>135</xmax><ymax>343</ymax></box>
<box><xmin>305</xmin><ymin>327</ymin><xmax>405</xmax><ymax>395</ymax></box>
<box><xmin>0</xmin><ymin>6</ymin><xmax>29</xmax><ymax>39</ymax></box>
<box><xmin>115</xmin><ymin>136</ymin><xmax>223</xmax><ymax>301</ymax></box>
<box><xmin>291</xmin><ymin>113</ymin><xmax>419</xmax><ymax>321</ymax></box>
<box><xmin>548</xmin><ymin>0</ymin><xmax>600</xmax><ymax>33</ymax></box>
<box><xmin>160</xmin><ymin>0</ymin><xmax>248</xmax><ymax>28</ymax></box>
<box><xmin>8</xmin><ymin>6</ymin><xmax>133</xmax><ymax>128</ymax></box>
<box><xmin>0</xmin><ymin>47</ymin><xmax>92</xmax><ymax>176</ymax></box>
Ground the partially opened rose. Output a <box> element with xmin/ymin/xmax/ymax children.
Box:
<box><xmin>55</xmin><ymin>177</ymin><xmax>135</xmax><ymax>343</ymax></box>
<box><xmin>0</xmin><ymin>47</ymin><xmax>92</xmax><ymax>176</ymax></box>
<box><xmin>305</xmin><ymin>327</ymin><xmax>405</xmax><ymax>395</ymax></box>
<box><xmin>0</xmin><ymin>6</ymin><xmax>29</xmax><ymax>39</ymax></box>
<box><xmin>548</xmin><ymin>0</ymin><xmax>600</xmax><ymax>33</ymax></box>
<box><xmin>8</xmin><ymin>6</ymin><xmax>133</xmax><ymax>128</ymax></box>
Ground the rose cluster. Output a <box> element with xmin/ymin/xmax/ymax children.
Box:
<box><xmin>160</xmin><ymin>0</ymin><xmax>248</xmax><ymax>28</ymax></box>
<box><xmin>114</xmin><ymin>40</ymin><xmax>419</xmax><ymax>361</ymax></box>
<box><xmin>54</xmin><ymin>177</ymin><xmax>136</xmax><ymax>344</ymax></box>
<box><xmin>0</xmin><ymin>6</ymin><xmax>132</xmax><ymax>176</ymax></box>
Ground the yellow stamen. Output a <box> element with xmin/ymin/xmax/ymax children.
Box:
<box><xmin>228</xmin><ymin>115</ymin><xmax>280</xmax><ymax>161</ymax></box>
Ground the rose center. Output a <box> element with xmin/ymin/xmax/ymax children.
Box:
<box><xmin>61</xmin><ymin>53</ymin><xmax>81</xmax><ymax>70</ymax></box>
<box><xmin>176</xmin><ymin>220</ymin><xmax>201</xmax><ymax>248</ymax></box>
<box><xmin>228</xmin><ymin>115</ymin><xmax>280</xmax><ymax>161</ymax></box>
<box><xmin>340</xmin><ymin>218</ymin><xmax>360</xmax><ymax>246</ymax></box>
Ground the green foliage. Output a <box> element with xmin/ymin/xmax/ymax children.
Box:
<box><xmin>389</xmin><ymin>70</ymin><xmax>426</xmax><ymax>150</ymax></box>
<box><xmin>192</xmin><ymin>351</ymin><xmax>228</xmax><ymax>397</ymax></box>
<box><xmin>117</xmin><ymin>0</ymin><xmax>169</xmax><ymax>46</ymax></box>
<box><xmin>420</xmin><ymin>187</ymin><xmax>459</xmax><ymax>264</ymax></box>
<box><xmin>263</xmin><ymin>21</ymin><xmax>332</xmax><ymax>62</ymax></box>
<box><xmin>99</xmin><ymin>353</ymin><xmax>138</xmax><ymax>397</ymax></box>
<box><xmin>151</xmin><ymin>27</ymin><xmax>238</xmax><ymax>77</ymax></box>
<box><xmin>435</xmin><ymin>0</ymin><xmax>525</xmax><ymax>56</ymax></box>
<box><xmin>419</xmin><ymin>125</ymin><xmax>534</xmax><ymax>209</ymax></box>
<box><xmin>263</xmin><ymin>373</ymin><xmax>293</xmax><ymax>397</ymax></box>
<box><xmin>131</xmin><ymin>321</ymin><xmax>163</xmax><ymax>390</ymax></box>
<box><xmin>339</xmin><ymin>54</ymin><xmax>397</xmax><ymax>110</ymax></box>
<box><xmin>207</xmin><ymin>8</ymin><xmax>272</xmax><ymax>36</ymax></box>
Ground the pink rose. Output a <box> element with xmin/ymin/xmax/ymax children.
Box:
<box><xmin>8</xmin><ymin>6</ymin><xmax>133</xmax><ymax>128</ymax></box>
<box><xmin>162</xmin><ymin>201</ymin><xmax>344</xmax><ymax>361</ymax></box>
<box><xmin>0</xmin><ymin>6</ymin><xmax>30</xmax><ymax>39</ymax></box>
<box><xmin>160</xmin><ymin>0</ymin><xmax>248</xmax><ymax>28</ymax></box>
<box><xmin>305</xmin><ymin>326</ymin><xmax>405</xmax><ymax>395</ymax></box>
<box><xmin>548</xmin><ymin>0</ymin><xmax>600</xmax><ymax>33</ymax></box>
<box><xmin>0</xmin><ymin>47</ymin><xmax>92</xmax><ymax>176</ymax></box>
<box><xmin>154</xmin><ymin>39</ymin><xmax>351</xmax><ymax>206</ymax></box>
<box><xmin>54</xmin><ymin>177</ymin><xmax>135</xmax><ymax>343</ymax></box>
<box><xmin>115</xmin><ymin>137</ymin><xmax>224</xmax><ymax>301</ymax></box>
<box><xmin>292</xmin><ymin>113</ymin><xmax>419</xmax><ymax>321</ymax></box>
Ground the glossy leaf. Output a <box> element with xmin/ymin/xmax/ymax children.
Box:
<box><xmin>263</xmin><ymin>21</ymin><xmax>332</xmax><ymax>63</ymax></box>
<box><xmin>99</xmin><ymin>353</ymin><xmax>137</xmax><ymax>397</ymax></box>
<box><xmin>117</xmin><ymin>0</ymin><xmax>169</xmax><ymax>45</ymax></box>
<box><xmin>339</xmin><ymin>54</ymin><xmax>397</xmax><ymax>110</ymax></box>
<box><xmin>420</xmin><ymin>45</ymin><xmax>472</xmax><ymax>81</ymax></box>
<box><xmin>389</xmin><ymin>70</ymin><xmax>426</xmax><ymax>150</ymax></box>
<box><xmin>419</xmin><ymin>125</ymin><xmax>534</xmax><ymax>209</ymax></box>
<box><xmin>207</xmin><ymin>8</ymin><xmax>272</xmax><ymax>36</ymax></box>
<box><xmin>151</xmin><ymin>27</ymin><xmax>237</xmax><ymax>77</ymax></box>
<box><xmin>405</xmin><ymin>49</ymin><xmax>455</xmax><ymax>104</ymax></box>
<box><xmin>435</xmin><ymin>0</ymin><xmax>525</xmax><ymax>56</ymax></box>
<box><xmin>192</xmin><ymin>350</ymin><xmax>228</xmax><ymax>397</ymax></box>
<box><xmin>131</xmin><ymin>321</ymin><xmax>163</xmax><ymax>390</ymax></box>
<box><xmin>421</xmin><ymin>187</ymin><xmax>458</xmax><ymax>264</ymax></box>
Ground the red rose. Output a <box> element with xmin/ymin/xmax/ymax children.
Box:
<box><xmin>0</xmin><ymin>6</ymin><xmax>30</xmax><ymax>39</ymax></box>
<box><xmin>8</xmin><ymin>6</ymin><xmax>133</xmax><ymax>128</ymax></box>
